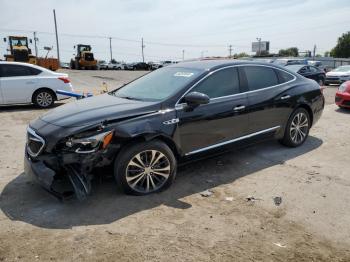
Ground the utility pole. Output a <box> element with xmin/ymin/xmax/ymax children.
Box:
<box><xmin>312</xmin><ymin>44</ymin><xmax>316</xmax><ymax>61</ymax></box>
<box><xmin>228</xmin><ymin>45</ymin><xmax>233</xmax><ymax>58</ymax></box>
<box><xmin>53</xmin><ymin>9</ymin><xmax>60</xmax><ymax>64</ymax></box>
<box><xmin>182</xmin><ymin>49</ymin><xmax>185</xmax><ymax>61</ymax></box>
<box><xmin>141</xmin><ymin>38</ymin><xmax>145</xmax><ymax>63</ymax></box>
<box><xmin>33</xmin><ymin>31</ymin><xmax>38</xmax><ymax>57</ymax></box>
<box><xmin>256</xmin><ymin>37</ymin><xmax>261</xmax><ymax>57</ymax></box>
<box><xmin>109</xmin><ymin>37</ymin><xmax>113</xmax><ymax>62</ymax></box>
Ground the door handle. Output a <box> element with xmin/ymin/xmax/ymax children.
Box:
<box><xmin>26</xmin><ymin>81</ymin><xmax>35</xmax><ymax>84</ymax></box>
<box><xmin>233</xmin><ymin>105</ymin><xmax>245</xmax><ymax>111</ymax></box>
<box><xmin>280</xmin><ymin>95</ymin><xmax>291</xmax><ymax>100</ymax></box>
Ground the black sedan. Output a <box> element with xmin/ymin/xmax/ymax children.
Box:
<box><xmin>25</xmin><ymin>60</ymin><xmax>324</xmax><ymax>200</ymax></box>
<box><xmin>286</xmin><ymin>64</ymin><xmax>326</xmax><ymax>85</ymax></box>
<box><xmin>133</xmin><ymin>62</ymin><xmax>150</xmax><ymax>70</ymax></box>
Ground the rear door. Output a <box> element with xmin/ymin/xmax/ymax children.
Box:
<box><xmin>176</xmin><ymin>67</ymin><xmax>249</xmax><ymax>155</ymax></box>
<box><xmin>0</xmin><ymin>64</ymin><xmax>41</xmax><ymax>104</ymax></box>
<box><xmin>242</xmin><ymin>65</ymin><xmax>296</xmax><ymax>134</ymax></box>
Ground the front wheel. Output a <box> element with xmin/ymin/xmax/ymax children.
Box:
<box><xmin>114</xmin><ymin>140</ymin><xmax>177</xmax><ymax>195</ymax></box>
<box><xmin>279</xmin><ymin>108</ymin><xmax>310</xmax><ymax>147</ymax></box>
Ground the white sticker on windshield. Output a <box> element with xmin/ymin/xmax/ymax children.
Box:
<box><xmin>174</xmin><ymin>72</ymin><xmax>194</xmax><ymax>77</ymax></box>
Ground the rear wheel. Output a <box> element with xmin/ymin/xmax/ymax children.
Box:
<box><xmin>279</xmin><ymin>108</ymin><xmax>310</xmax><ymax>147</ymax></box>
<box><xmin>75</xmin><ymin>60</ymin><xmax>80</xmax><ymax>70</ymax></box>
<box><xmin>114</xmin><ymin>140</ymin><xmax>177</xmax><ymax>195</ymax></box>
<box><xmin>33</xmin><ymin>89</ymin><xmax>55</xmax><ymax>108</ymax></box>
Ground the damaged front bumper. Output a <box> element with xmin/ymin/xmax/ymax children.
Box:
<box><xmin>24</xmin><ymin>151</ymin><xmax>72</xmax><ymax>200</ymax></box>
<box><xmin>24</xmin><ymin>149</ymin><xmax>107</xmax><ymax>201</ymax></box>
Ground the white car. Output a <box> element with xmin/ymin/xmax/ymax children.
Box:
<box><xmin>107</xmin><ymin>62</ymin><xmax>124</xmax><ymax>70</ymax></box>
<box><xmin>325</xmin><ymin>65</ymin><xmax>350</xmax><ymax>85</ymax></box>
<box><xmin>97</xmin><ymin>61</ymin><xmax>108</xmax><ymax>70</ymax></box>
<box><xmin>0</xmin><ymin>61</ymin><xmax>73</xmax><ymax>108</ymax></box>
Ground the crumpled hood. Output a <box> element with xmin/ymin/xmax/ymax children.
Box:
<box><xmin>39</xmin><ymin>93</ymin><xmax>160</xmax><ymax>127</ymax></box>
<box><xmin>326</xmin><ymin>71</ymin><xmax>350</xmax><ymax>77</ymax></box>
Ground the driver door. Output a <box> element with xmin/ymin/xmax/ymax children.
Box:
<box><xmin>176</xmin><ymin>67</ymin><xmax>249</xmax><ymax>155</ymax></box>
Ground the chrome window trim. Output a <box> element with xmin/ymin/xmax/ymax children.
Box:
<box><xmin>185</xmin><ymin>126</ymin><xmax>280</xmax><ymax>156</ymax></box>
<box><xmin>175</xmin><ymin>64</ymin><xmax>296</xmax><ymax>108</ymax></box>
<box><xmin>27</xmin><ymin>127</ymin><xmax>45</xmax><ymax>157</ymax></box>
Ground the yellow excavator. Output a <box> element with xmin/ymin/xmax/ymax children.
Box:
<box><xmin>70</xmin><ymin>44</ymin><xmax>97</xmax><ymax>70</ymax></box>
<box><xmin>3</xmin><ymin>36</ymin><xmax>37</xmax><ymax>64</ymax></box>
<box><xmin>3</xmin><ymin>35</ymin><xmax>59</xmax><ymax>70</ymax></box>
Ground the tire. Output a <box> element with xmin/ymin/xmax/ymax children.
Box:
<box><xmin>33</xmin><ymin>89</ymin><xmax>55</xmax><ymax>108</ymax></box>
<box><xmin>70</xmin><ymin>60</ymin><xmax>75</xmax><ymax>69</ymax></box>
<box><xmin>279</xmin><ymin>108</ymin><xmax>310</xmax><ymax>147</ymax></box>
<box><xmin>75</xmin><ymin>60</ymin><xmax>80</xmax><ymax>70</ymax></box>
<box><xmin>114</xmin><ymin>140</ymin><xmax>177</xmax><ymax>195</ymax></box>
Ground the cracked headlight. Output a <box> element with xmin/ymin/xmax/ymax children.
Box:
<box><xmin>66</xmin><ymin>131</ymin><xmax>113</xmax><ymax>153</ymax></box>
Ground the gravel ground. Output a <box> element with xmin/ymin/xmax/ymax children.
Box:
<box><xmin>0</xmin><ymin>70</ymin><xmax>349</xmax><ymax>261</ymax></box>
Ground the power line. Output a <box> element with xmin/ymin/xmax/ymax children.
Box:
<box><xmin>0</xmin><ymin>18</ymin><xmax>348</xmax><ymax>50</ymax></box>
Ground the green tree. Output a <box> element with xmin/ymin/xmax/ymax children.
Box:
<box><xmin>324</xmin><ymin>51</ymin><xmax>330</xmax><ymax>57</ymax></box>
<box><xmin>278</xmin><ymin>47</ymin><xmax>299</xmax><ymax>57</ymax></box>
<box><xmin>330</xmin><ymin>31</ymin><xmax>350</xmax><ymax>58</ymax></box>
<box><xmin>234</xmin><ymin>52</ymin><xmax>249</xmax><ymax>58</ymax></box>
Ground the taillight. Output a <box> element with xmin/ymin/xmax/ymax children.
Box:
<box><xmin>58</xmin><ymin>77</ymin><xmax>70</xmax><ymax>83</ymax></box>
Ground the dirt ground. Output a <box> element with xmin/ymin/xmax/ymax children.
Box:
<box><xmin>0</xmin><ymin>70</ymin><xmax>349</xmax><ymax>261</ymax></box>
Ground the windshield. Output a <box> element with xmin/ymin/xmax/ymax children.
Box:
<box><xmin>333</xmin><ymin>66</ymin><xmax>350</xmax><ymax>72</ymax></box>
<box><xmin>111</xmin><ymin>67</ymin><xmax>203</xmax><ymax>101</ymax></box>
<box><xmin>10</xmin><ymin>38</ymin><xmax>28</xmax><ymax>46</ymax></box>
<box><xmin>285</xmin><ymin>65</ymin><xmax>304</xmax><ymax>72</ymax></box>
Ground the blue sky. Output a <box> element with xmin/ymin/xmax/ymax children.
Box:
<box><xmin>0</xmin><ymin>0</ymin><xmax>349</xmax><ymax>62</ymax></box>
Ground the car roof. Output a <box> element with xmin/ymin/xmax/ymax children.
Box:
<box><xmin>168</xmin><ymin>59</ymin><xmax>283</xmax><ymax>71</ymax></box>
<box><xmin>285</xmin><ymin>64</ymin><xmax>305</xmax><ymax>70</ymax></box>
<box><xmin>0</xmin><ymin>61</ymin><xmax>52</xmax><ymax>72</ymax></box>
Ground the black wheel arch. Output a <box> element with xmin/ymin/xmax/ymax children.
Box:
<box><xmin>296</xmin><ymin>103</ymin><xmax>313</xmax><ymax>127</ymax></box>
<box><xmin>115</xmin><ymin>133</ymin><xmax>181</xmax><ymax>161</ymax></box>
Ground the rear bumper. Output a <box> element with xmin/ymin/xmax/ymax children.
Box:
<box><xmin>325</xmin><ymin>78</ymin><xmax>349</xmax><ymax>85</ymax></box>
<box><xmin>335</xmin><ymin>91</ymin><xmax>350</xmax><ymax>108</ymax></box>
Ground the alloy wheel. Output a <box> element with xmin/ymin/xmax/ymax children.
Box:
<box><xmin>126</xmin><ymin>150</ymin><xmax>171</xmax><ymax>193</ymax></box>
<box><xmin>36</xmin><ymin>92</ymin><xmax>53</xmax><ymax>107</ymax></box>
<box><xmin>290</xmin><ymin>112</ymin><xmax>309</xmax><ymax>144</ymax></box>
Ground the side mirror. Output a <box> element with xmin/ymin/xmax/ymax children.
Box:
<box><xmin>184</xmin><ymin>92</ymin><xmax>210</xmax><ymax>107</ymax></box>
<box><xmin>3</xmin><ymin>38</ymin><xmax>6</xmax><ymax>42</ymax></box>
<box><xmin>29</xmin><ymin>39</ymin><xmax>32</xmax><ymax>44</ymax></box>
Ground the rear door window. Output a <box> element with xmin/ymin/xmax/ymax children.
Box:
<box><xmin>1</xmin><ymin>64</ymin><xmax>41</xmax><ymax>77</ymax></box>
<box><xmin>309</xmin><ymin>66</ymin><xmax>319</xmax><ymax>73</ymax></box>
<box><xmin>243</xmin><ymin>66</ymin><xmax>279</xmax><ymax>91</ymax></box>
